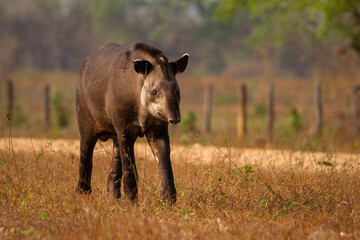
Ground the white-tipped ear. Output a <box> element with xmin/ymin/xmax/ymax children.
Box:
<box><xmin>171</xmin><ymin>53</ymin><xmax>189</xmax><ymax>74</ymax></box>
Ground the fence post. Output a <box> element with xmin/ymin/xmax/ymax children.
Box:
<box><xmin>268</xmin><ymin>84</ymin><xmax>275</xmax><ymax>140</ymax></box>
<box><xmin>203</xmin><ymin>84</ymin><xmax>213</xmax><ymax>134</ymax></box>
<box><xmin>44</xmin><ymin>85</ymin><xmax>51</xmax><ymax>126</ymax></box>
<box><xmin>237</xmin><ymin>84</ymin><xmax>247</xmax><ymax>139</ymax></box>
<box><xmin>7</xmin><ymin>79</ymin><xmax>14</xmax><ymax>120</ymax></box>
<box><xmin>351</xmin><ymin>85</ymin><xmax>360</xmax><ymax>135</ymax></box>
<box><xmin>314</xmin><ymin>81</ymin><xmax>323</xmax><ymax>137</ymax></box>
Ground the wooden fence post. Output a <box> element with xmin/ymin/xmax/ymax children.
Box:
<box><xmin>203</xmin><ymin>84</ymin><xmax>213</xmax><ymax>134</ymax></box>
<box><xmin>44</xmin><ymin>85</ymin><xmax>51</xmax><ymax>126</ymax></box>
<box><xmin>268</xmin><ymin>84</ymin><xmax>275</xmax><ymax>140</ymax></box>
<box><xmin>7</xmin><ymin>79</ymin><xmax>14</xmax><ymax>120</ymax></box>
<box><xmin>237</xmin><ymin>84</ymin><xmax>247</xmax><ymax>139</ymax></box>
<box><xmin>314</xmin><ymin>81</ymin><xmax>323</xmax><ymax>137</ymax></box>
<box><xmin>351</xmin><ymin>85</ymin><xmax>360</xmax><ymax>135</ymax></box>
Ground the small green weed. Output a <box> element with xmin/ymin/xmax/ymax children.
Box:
<box><xmin>51</xmin><ymin>91</ymin><xmax>69</xmax><ymax>128</ymax></box>
<box><xmin>181</xmin><ymin>111</ymin><xmax>197</xmax><ymax>133</ymax></box>
<box><xmin>290</xmin><ymin>108</ymin><xmax>302</xmax><ymax>133</ymax></box>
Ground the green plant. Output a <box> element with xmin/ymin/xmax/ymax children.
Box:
<box><xmin>181</xmin><ymin>111</ymin><xmax>197</xmax><ymax>133</ymax></box>
<box><xmin>179</xmin><ymin>208</ymin><xmax>191</xmax><ymax>219</ymax></box>
<box><xmin>253</xmin><ymin>102</ymin><xmax>267</xmax><ymax>117</ymax></box>
<box><xmin>13</xmin><ymin>106</ymin><xmax>27</xmax><ymax>126</ymax></box>
<box><xmin>39</xmin><ymin>211</ymin><xmax>49</xmax><ymax>220</ymax></box>
<box><xmin>51</xmin><ymin>91</ymin><xmax>69</xmax><ymax>128</ymax></box>
<box><xmin>215</xmin><ymin>93</ymin><xmax>236</xmax><ymax>105</ymax></box>
<box><xmin>290</xmin><ymin>108</ymin><xmax>302</xmax><ymax>133</ymax></box>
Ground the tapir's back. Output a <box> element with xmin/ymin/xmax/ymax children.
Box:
<box><xmin>79</xmin><ymin>43</ymin><xmax>125</xmax><ymax>100</ymax></box>
<box><xmin>76</xmin><ymin>43</ymin><xmax>132</xmax><ymax>130</ymax></box>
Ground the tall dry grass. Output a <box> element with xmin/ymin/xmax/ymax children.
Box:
<box><xmin>0</xmin><ymin>128</ymin><xmax>359</xmax><ymax>239</ymax></box>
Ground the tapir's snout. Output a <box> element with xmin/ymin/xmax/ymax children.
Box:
<box><xmin>168</xmin><ymin>117</ymin><xmax>181</xmax><ymax>124</ymax></box>
<box><xmin>165</xmin><ymin>92</ymin><xmax>181</xmax><ymax>125</ymax></box>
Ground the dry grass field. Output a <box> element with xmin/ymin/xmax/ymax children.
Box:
<box><xmin>0</xmin><ymin>136</ymin><xmax>359</xmax><ymax>239</ymax></box>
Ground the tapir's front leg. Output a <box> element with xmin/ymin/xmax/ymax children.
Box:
<box><xmin>146</xmin><ymin>124</ymin><xmax>176</xmax><ymax>204</ymax></box>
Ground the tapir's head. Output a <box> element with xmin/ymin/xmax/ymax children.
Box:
<box><xmin>134</xmin><ymin>51</ymin><xmax>189</xmax><ymax>124</ymax></box>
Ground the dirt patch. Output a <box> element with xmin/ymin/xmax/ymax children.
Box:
<box><xmin>1</xmin><ymin>137</ymin><xmax>359</xmax><ymax>172</ymax></box>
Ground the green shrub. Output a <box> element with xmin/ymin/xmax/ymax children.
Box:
<box><xmin>51</xmin><ymin>91</ymin><xmax>69</xmax><ymax>128</ymax></box>
<box><xmin>215</xmin><ymin>93</ymin><xmax>236</xmax><ymax>105</ymax></box>
<box><xmin>13</xmin><ymin>106</ymin><xmax>27</xmax><ymax>126</ymax></box>
<box><xmin>290</xmin><ymin>108</ymin><xmax>302</xmax><ymax>133</ymax></box>
<box><xmin>253</xmin><ymin>102</ymin><xmax>267</xmax><ymax>117</ymax></box>
<box><xmin>181</xmin><ymin>111</ymin><xmax>197</xmax><ymax>133</ymax></box>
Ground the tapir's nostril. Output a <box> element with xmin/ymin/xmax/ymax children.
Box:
<box><xmin>169</xmin><ymin>118</ymin><xmax>181</xmax><ymax>124</ymax></box>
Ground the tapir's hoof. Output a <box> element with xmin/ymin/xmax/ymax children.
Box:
<box><xmin>161</xmin><ymin>192</ymin><xmax>177</xmax><ymax>205</ymax></box>
<box><xmin>75</xmin><ymin>182</ymin><xmax>92</xmax><ymax>194</ymax></box>
<box><xmin>107</xmin><ymin>186</ymin><xmax>121</xmax><ymax>199</ymax></box>
<box><xmin>124</xmin><ymin>189</ymin><xmax>138</xmax><ymax>202</ymax></box>
<box><xmin>107</xmin><ymin>176</ymin><xmax>122</xmax><ymax>198</ymax></box>
<box><xmin>123</xmin><ymin>172</ymin><xmax>138</xmax><ymax>201</ymax></box>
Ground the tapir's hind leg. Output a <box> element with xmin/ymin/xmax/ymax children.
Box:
<box><xmin>118</xmin><ymin>135</ymin><xmax>138</xmax><ymax>201</ymax></box>
<box><xmin>107</xmin><ymin>136</ymin><xmax>122</xmax><ymax>198</ymax></box>
<box><xmin>76</xmin><ymin>132</ymin><xmax>98</xmax><ymax>194</ymax></box>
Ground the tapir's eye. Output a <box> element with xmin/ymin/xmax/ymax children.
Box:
<box><xmin>151</xmin><ymin>90</ymin><xmax>157</xmax><ymax>96</ymax></box>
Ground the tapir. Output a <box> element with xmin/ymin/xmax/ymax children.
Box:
<box><xmin>75</xmin><ymin>42</ymin><xmax>189</xmax><ymax>204</ymax></box>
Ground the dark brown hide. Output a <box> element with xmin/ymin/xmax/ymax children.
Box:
<box><xmin>75</xmin><ymin>42</ymin><xmax>188</xmax><ymax>203</ymax></box>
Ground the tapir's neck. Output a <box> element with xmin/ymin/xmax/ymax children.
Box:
<box><xmin>137</xmin><ymin>106</ymin><xmax>151</xmax><ymax>135</ymax></box>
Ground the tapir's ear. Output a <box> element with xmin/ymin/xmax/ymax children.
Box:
<box><xmin>170</xmin><ymin>53</ymin><xmax>189</xmax><ymax>75</ymax></box>
<box><xmin>133</xmin><ymin>59</ymin><xmax>154</xmax><ymax>76</ymax></box>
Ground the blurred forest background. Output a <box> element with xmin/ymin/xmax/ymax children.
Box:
<box><xmin>1</xmin><ymin>0</ymin><xmax>360</xmax><ymax>151</ymax></box>
<box><xmin>1</xmin><ymin>0</ymin><xmax>360</xmax><ymax>76</ymax></box>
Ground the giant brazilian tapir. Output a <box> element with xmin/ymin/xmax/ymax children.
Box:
<box><xmin>75</xmin><ymin>42</ymin><xmax>189</xmax><ymax>204</ymax></box>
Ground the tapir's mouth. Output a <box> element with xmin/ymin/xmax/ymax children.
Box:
<box><xmin>156</xmin><ymin>111</ymin><xmax>168</xmax><ymax>122</ymax></box>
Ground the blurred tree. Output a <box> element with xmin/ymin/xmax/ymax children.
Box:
<box><xmin>192</xmin><ymin>1</ymin><xmax>238</xmax><ymax>73</ymax></box>
<box><xmin>0</xmin><ymin>0</ymin><xmax>250</xmax><ymax>74</ymax></box>
<box><xmin>215</xmin><ymin>0</ymin><xmax>360</xmax><ymax>75</ymax></box>
<box><xmin>2</xmin><ymin>0</ymin><xmax>357</xmax><ymax>76</ymax></box>
<box><xmin>0</xmin><ymin>0</ymin><xmax>96</xmax><ymax>71</ymax></box>
<box><xmin>0</xmin><ymin>3</ymin><xmax>20</xmax><ymax>71</ymax></box>
<box><xmin>57</xmin><ymin>0</ymin><xmax>96</xmax><ymax>69</ymax></box>
<box><xmin>86</xmin><ymin>0</ymin><xmax>240</xmax><ymax>73</ymax></box>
